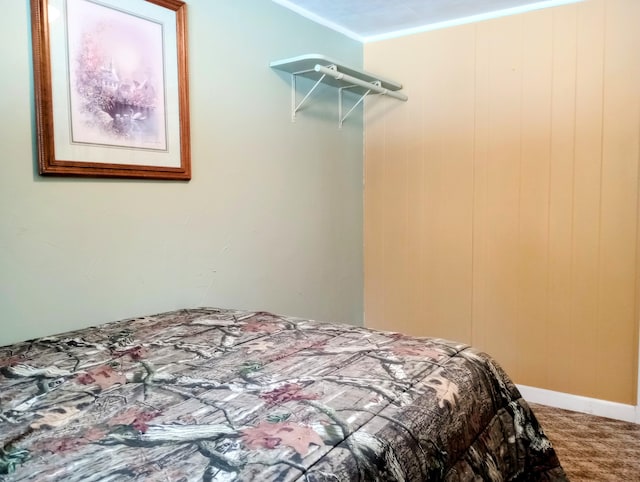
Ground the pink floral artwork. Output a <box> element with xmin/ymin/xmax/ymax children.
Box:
<box><xmin>66</xmin><ymin>0</ymin><xmax>166</xmax><ymax>150</ymax></box>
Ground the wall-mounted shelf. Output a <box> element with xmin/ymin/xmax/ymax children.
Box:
<box><xmin>270</xmin><ymin>54</ymin><xmax>408</xmax><ymax>128</ymax></box>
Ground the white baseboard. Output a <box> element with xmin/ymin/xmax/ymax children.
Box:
<box><xmin>517</xmin><ymin>384</ymin><xmax>640</xmax><ymax>424</ymax></box>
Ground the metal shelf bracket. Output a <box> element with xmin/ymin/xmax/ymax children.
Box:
<box><xmin>270</xmin><ymin>54</ymin><xmax>408</xmax><ymax>127</ymax></box>
<box><xmin>339</xmin><ymin>84</ymin><xmax>374</xmax><ymax>129</ymax></box>
<box><xmin>290</xmin><ymin>65</ymin><xmax>334</xmax><ymax>122</ymax></box>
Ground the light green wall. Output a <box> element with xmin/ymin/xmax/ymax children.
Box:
<box><xmin>0</xmin><ymin>0</ymin><xmax>364</xmax><ymax>346</ymax></box>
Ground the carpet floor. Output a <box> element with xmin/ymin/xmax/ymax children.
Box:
<box><xmin>530</xmin><ymin>403</ymin><xmax>640</xmax><ymax>481</ymax></box>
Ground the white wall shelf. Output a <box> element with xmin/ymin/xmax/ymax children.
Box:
<box><xmin>270</xmin><ymin>54</ymin><xmax>408</xmax><ymax>127</ymax></box>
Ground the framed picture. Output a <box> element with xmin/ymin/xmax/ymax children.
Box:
<box><xmin>31</xmin><ymin>0</ymin><xmax>190</xmax><ymax>180</ymax></box>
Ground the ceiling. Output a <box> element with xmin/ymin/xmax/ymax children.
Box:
<box><xmin>273</xmin><ymin>0</ymin><xmax>581</xmax><ymax>41</ymax></box>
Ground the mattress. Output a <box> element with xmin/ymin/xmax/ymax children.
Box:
<box><xmin>0</xmin><ymin>308</ymin><xmax>567</xmax><ymax>480</ymax></box>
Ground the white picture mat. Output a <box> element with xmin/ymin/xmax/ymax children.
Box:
<box><xmin>48</xmin><ymin>0</ymin><xmax>181</xmax><ymax>167</ymax></box>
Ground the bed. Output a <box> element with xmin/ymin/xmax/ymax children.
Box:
<box><xmin>0</xmin><ymin>308</ymin><xmax>566</xmax><ymax>481</ymax></box>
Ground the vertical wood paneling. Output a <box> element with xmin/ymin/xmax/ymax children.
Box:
<box><xmin>405</xmin><ymin>81</ymin><xmax>425</xmax><ymax>338</ymax></box>
<box><xmin>517</xmin><ymin>11</ymin><xmax>553</xmax><ymax>387</ymax></box>
<box><xmin>365</xmin><ymin>30</ymin><xmax>475</xmax><ymax>343</ymax></box>
<box><xmin>420</xmin><ymin>27</ymin><xmax>475</xmax><ymax>343</ymax></box>
<box><xmin>474</xmin><ymin>16</ymin><xmax>524</xmax><ymax>375</ymax></box>
<box><xmin>405</xmin><ymin>46</ymin><xmax>429</xmax><ymax>338</ymax></box>
<box><xmin>420</xmin><ymin>34</ymin><xmax>446</xmax><ymax>339</ymax></box>
<box><xmin>363</xmin><ymin>94</ymin><xmax>387</xmax><ymax>331</ymax></box>
<box><xmin>597</xmin><ymin>0</ymin><xmax>640</xmax><ymax>402</ymax></box>
<box><xmin>365</xmin><ymin>0</ymin><xmax>640</xmax><ymax>404</ymax></box>
<box><xmin>570</xmin><ymin>0</ymin><xmax>605</xmax><ymax>397</ymax></box>
<box><xmin>472</xmin><ymin>21</ymin><xmax>490</xmax><ymax>352</ymax></box>
<box><xmin>381</xmin><ymin>101</ymin><xmax>410</xmax><ymax>334</ymax></box>
<box><xmin>547</xmin><ymin>4</ymin><xmax>578</xmax><ymax>394</ymax></box>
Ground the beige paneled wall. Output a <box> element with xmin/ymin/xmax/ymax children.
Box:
<box><xmin>364</xmin><ymin>0</ymin><xmax>640</xmax><ymax>404</ymax></box>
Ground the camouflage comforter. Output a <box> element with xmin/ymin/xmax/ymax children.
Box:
<box><xmin>0</xmin><ymin>308</ymin><xmax>567</xmax><ymax>481</ymax></box>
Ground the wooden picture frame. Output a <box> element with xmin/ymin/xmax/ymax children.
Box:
<box><xmin>31</xmin><ymin>0</ymin><xmax>190</xmax><ymax>180</ymax></box>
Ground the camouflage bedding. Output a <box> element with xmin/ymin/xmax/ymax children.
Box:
<box><xmin>0</xmin><ymin>308</ymin><xmax>567</xmax><ymax>481</ymax></box>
